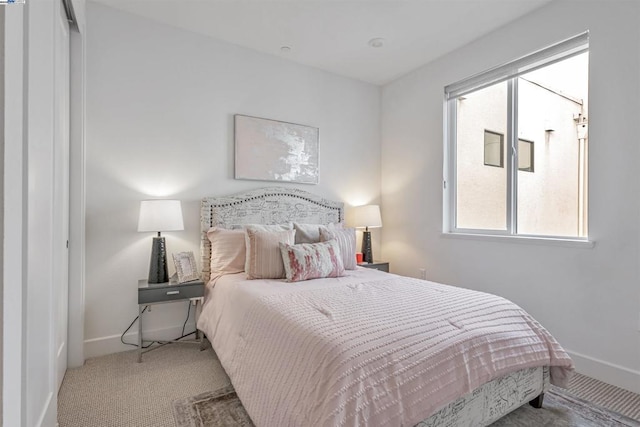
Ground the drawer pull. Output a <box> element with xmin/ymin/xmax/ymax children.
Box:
<box><xmin>166</xmin><ymin>290</ymin><xmax>180</xmax><ymax>296</ymax></box>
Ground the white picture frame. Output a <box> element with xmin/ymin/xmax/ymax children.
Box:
<box><xmin>235</xmin><ymin>114</ymin><xmax>320</xmax><ymax>184</ymax></box>
<box><xmin>172</xmin><ymin>251</ymin><xmax>199</xmax><ymax>283</ymax></box>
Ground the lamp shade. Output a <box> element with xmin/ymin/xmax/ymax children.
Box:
<box><xmin>351</xmin><ymin>204</ymin><xmax>382</xmax><ymax>229</ymax></box>
<box><xmin>137</xmin><ymin>200</ymin><xmax>184</xmax><ymax>232</ymax></box>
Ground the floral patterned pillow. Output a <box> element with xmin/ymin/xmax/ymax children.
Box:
<box><xmin>279</xmin><ymin>240</ymin><xmax>345</xmax><ymax>282</ymax></box>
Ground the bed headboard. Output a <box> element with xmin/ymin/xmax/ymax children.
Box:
<box><xmin>201</xmin><ymin>187</ymin><xmax>344</xmax><ymax>282</ymax></box>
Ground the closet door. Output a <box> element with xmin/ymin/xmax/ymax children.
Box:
<box><xmin>53</xmin><ymin>0</ymin><xmax>70</xmax><ymax>391</ymax></box>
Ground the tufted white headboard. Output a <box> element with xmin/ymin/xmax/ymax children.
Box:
<box><xmin>201</xmin><ymin>187</ymin><xmax>344</xmax><ymax>282</ymax></box>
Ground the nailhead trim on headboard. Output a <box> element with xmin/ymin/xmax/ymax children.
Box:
<box><xmin>201</xmin><ymin>187</ymin><xmax>344</xmax><ymax>282</ymax></box>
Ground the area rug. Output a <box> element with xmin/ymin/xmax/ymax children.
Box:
<box><xmin>172</xmin><ymin>385</ymin><xmax>640</xmax><ymax>427</ymax></box>
<box><xmin>172</xmin><ymin>385</ymin><xmax>253</xmax><ymax>427</ymax></box>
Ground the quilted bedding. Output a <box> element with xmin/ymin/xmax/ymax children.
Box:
<box><xmin>197</xmin><ymin>268</ymin><xmax>573</xmax><ymax>426</ymax></box>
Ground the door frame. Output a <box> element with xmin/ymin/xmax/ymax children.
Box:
<box><xmin>67</xmin><ymin>0</ymin><xmax>86</xmax><ymax>370</ymax></box>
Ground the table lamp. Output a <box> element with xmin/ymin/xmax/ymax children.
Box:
<box><xmin>352</xmin><ymin>204</ymin><xmax>382</xmax><ymax>264</ymax></box>
<box><xmin>138</xmin><ymin>200</ymin><xmax>184</xmax><ymax>283</ymax></box>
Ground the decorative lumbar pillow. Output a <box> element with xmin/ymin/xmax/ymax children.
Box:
<box><xmin>207</xmin><ymin>227</ymin><xmax>246</xmax><ymax>275</ymax></box>
<box><xmin>280</xmin><ymin>240</ymin><xmax>345</xmax><ymax>282</ymax></box>
<box><xmin>319</xmin><ymin>226</ymin><xmax>357</xmax><ymax>270</ymax></box>
<box><xmin>293</xmin><ymin>222</ymin><xmax>344</xmax><ymax>244</ymax></box>
<box><xmin>245</xmin><ymin>229</ymin><xmax>296</xmax><ymax>279</ymax></box>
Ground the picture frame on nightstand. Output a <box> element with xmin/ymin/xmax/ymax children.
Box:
<box><xmin>172</xmin><ymin>251</ymin><xmax>199</xmax><ymax>283</ymax></box>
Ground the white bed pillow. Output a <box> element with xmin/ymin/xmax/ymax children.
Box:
<box><xmin>206</xmin><ymin>227</ymin><xmax>246</xmax><ymax>274</ymax></box>
<box><xmin>319</xmin><ymin>226</ymin><xmax>357</xmax><ymax>270</ymax></box>
<box><xmin>245</xmin><ymin>229</ymin><xmax>296</xmax><ymax>280</ymax></box>
<box><xmin>293</xmin><ymin>222</ymin><xmax>343</xmax><ymax>244</ymax></box>
<box><xmin>280</xmin><ymin>240</ymin><xmax>345</xmax><ymax>282</ymax></box>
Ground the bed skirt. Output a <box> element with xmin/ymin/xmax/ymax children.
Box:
<box><xmin>415</xmin><ymin>366</ymin><xmax>549</xmax><ymax>427</ymax></box>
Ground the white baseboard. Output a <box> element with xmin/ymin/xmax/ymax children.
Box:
<box><xmin>566</xmin><ymin>349</ymin><xmax>640</xmax><ymax>394</ymax></box>
<box><xmin>84</xmin><ymin>322</ymin><xmax>196</xmax><ymax>359</ymax></box>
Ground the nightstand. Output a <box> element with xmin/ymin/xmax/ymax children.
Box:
<box><xmin>137</xmin><ymin>279</ymin><xmax>205</xmax><ymax>362</ymax></box>
<box><xmin>358</xmin><ymin>261</ymin><xmax>389</xmax><ymax>273</ymax></box>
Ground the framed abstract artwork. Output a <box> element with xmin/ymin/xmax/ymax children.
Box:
<box><xmin>235</xmin><ymin>114</ymin><xmax>319</xmax><ymax>184</ymax></box>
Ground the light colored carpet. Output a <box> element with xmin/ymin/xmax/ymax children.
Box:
<box><xmin>58</xmin><ymin>344</ymin><xmax>231</xmax><ymax>427</ymax></box>
<box><xmin>58</xmin><ymin>343</ymin><xmax>640</xmax><ymax>426</ymax></box>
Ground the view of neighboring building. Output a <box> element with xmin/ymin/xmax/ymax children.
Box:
<box><xmin>456</xmin><ymin>52</ymin><xmax>589</xmax><ymax>238</ymax></box>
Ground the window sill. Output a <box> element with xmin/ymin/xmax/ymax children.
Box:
<box><xmin>440</xmin><ymin>232</ymin><xmax>595</xmax><ymax>249</ymax></box>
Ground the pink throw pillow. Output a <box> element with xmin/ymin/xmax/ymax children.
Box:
<box><xmin>207</xmin><ymin>227</ymin><xmax>246</xmax><ymax>274</ymax></box>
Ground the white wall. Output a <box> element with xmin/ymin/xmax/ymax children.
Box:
<box><xmin>85</xmin><ymin>2</ymin><xmax>381</xmax><ymax>357</ymax></box>
<box><xmin>381</xmin><ymin>0</ymin><xmax>640</xmax><ymax>393</ymax></box>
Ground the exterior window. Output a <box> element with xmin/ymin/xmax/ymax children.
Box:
<box><xmin>445</xmin><ymin>32</ymin><xmax>589</xmax><ymax>239</ymax></box>
<box><xmin>518</xmin><ymin>139</ymin><xmax>534</xmax><ymax>172</ymax></box>
<box><xmin>484</xmin><ymin>131</ymin><xmax>504</xmax><ymax>168</ymax></box>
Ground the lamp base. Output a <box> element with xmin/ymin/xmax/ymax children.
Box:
<box><xmin>362</xmin><ymin>231</ymin><xmax>373</xmax><ymax>264</ymax></box>
<box><xmin>148</xmin><ymin>236</ymin><xmax>169</xmax><ymax>284</ymax></box>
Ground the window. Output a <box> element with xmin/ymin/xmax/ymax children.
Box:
<box><xmin>484</xmin><ymin>131</ymin><xmax>504</xmax><ymax>168</ymax></box>
<box><xmin>518</xmin><ymin>139</ymin><xmax>534</xmax><ymax>172</ymax></box>
<box><xmin>445</xmin><ymin>32</ymin><xmax>589</xmax><ymax>239</ymax></box>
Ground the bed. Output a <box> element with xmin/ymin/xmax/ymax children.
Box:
<box><xmin>197</xmin><ymin>187</ymin><xmax>573</xmax><ymax>426</ymax></box>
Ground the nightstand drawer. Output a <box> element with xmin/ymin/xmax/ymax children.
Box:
<box><xmin>359</xmin><ymin>262</ymin><xmax>389</xmax><ymax>272</ymax></box>
<box><xmin>138</xmin><ymin>281</ymin><xmax>204</xmax><ymax>304</ymax></box>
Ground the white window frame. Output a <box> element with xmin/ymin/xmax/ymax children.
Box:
<box><xmin>443</xmin><ymin>32</ymin><xmax>590</xmax><ymax>242</ymax></box>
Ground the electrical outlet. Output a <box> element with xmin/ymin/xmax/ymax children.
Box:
<box><xmin>419</xmin><ymin>268</ymin><xmax>427</xmax><ymax>280</ymax></box>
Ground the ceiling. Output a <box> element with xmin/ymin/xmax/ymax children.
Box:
<box><xmin>93</xmin><ymin>0</ymin><xmax>554</xmax><ymax>86</ymax></box>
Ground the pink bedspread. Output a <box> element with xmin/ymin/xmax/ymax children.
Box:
<box><xmin>198</xmin><ymin>268</ymin><xmax>573</xmax><ymax>426</ymax></box>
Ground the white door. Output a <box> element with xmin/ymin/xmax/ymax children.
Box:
<box><xmin>54</xmin><ymin>0</ymin><xmax>70</xmax><ymax>391</ymax></box>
